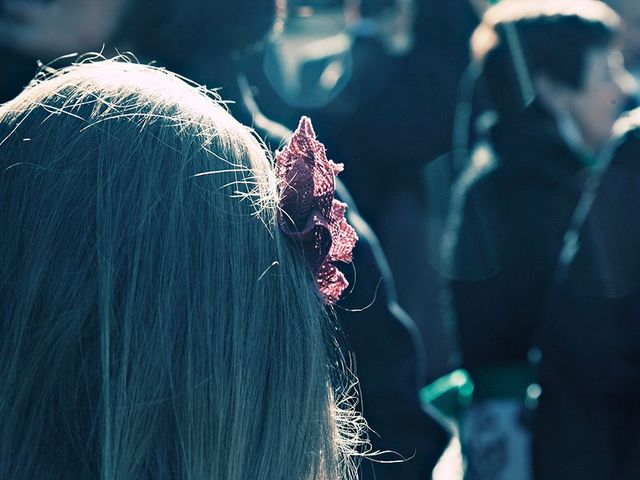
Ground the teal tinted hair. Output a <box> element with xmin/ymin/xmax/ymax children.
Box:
<box><xmin>0</xmin><ymin>59</ymin><xmax>365</xmax><ymax>479</ymax></box>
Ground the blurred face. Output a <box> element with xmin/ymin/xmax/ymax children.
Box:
<box><xmin>565</xmin><ymin>47</ymin><xmax>635</xmax><ymax>151</ymax></box>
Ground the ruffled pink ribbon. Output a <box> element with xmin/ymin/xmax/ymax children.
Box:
<box><xmin>276</xmin><ymin>116</ymin><xmax>358</xmax><ymax>304</ymax></box>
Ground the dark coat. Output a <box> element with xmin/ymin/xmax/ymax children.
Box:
<box><xmin>443</xmin><ymin>102</ymin><xmax>589</xmax><ymax>373</ymax></box>
<box><xmin>534</xmin><ymin>112</ymin><xmax>640</xmax><ymax>480</ymax></box>
<box><xmin>541</xmin><ymin>118</ymin><xmax>640</xmax><ymax>400</ymax></box>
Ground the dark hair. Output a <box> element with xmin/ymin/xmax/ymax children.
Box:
<box><xmin>472</xmin><ymin>0</ymin><xmax>620</xmax><ymax>117</ymax></box>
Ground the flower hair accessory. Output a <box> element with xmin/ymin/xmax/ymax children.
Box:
<box><xmin>276</xmin><ymin>116</ymin><xmax>358</xmax><ymax>305</ymax></box>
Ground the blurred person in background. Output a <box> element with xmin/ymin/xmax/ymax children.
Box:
<box><xmin>236</xmin><ymin>2</ymin><xmax>457</xmax><ymax>477</ymax></box>
<box><xmin>441</xmin><ymin>1</ymin><xmax>634</xmax><ymax>478</ymax></box>
<box><xmin>0</xmin><ymin>1</ymin><xmax>450</xmax><ymax>478</ymax></box>
<box><xmin>537</xmin><ymin>111</ymin><xmax>640</xmax><ymax>480</ymax></box>
<box><xmin>313</xmin><ymin>2</ymin><xmax>480</xmax><ymax>377</ymax></box>
<box><xmin>538</xmin><ymin>110</ymin><xmax>640</xmax><ymax>479</ymax></box>
<box><xmin>0</xmin><ymin>0</ymin><xmax>275</xmax><ymax>102</ymax></box>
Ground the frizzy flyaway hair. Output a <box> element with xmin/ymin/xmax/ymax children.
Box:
<box><xmin>0</xmin><ymin>58</ymin><xmax>366</xmax><ymax>479</ymax></box>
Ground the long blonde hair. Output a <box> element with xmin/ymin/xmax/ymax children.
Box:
<box><xmin>0</xmin><ymin>59</ymin><xmax>365</xmax><ymax>479</ymax></box>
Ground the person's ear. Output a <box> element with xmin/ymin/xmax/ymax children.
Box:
<box><xmin>534</xmin><ymin>73</ymin><xmax>571</xmax><ymax>114</ymax></box>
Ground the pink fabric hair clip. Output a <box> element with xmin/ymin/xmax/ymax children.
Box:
<box><xmin>276</xmin><ymin>116</ymin><xmax>358</xmax><ymax>305</ymax></box>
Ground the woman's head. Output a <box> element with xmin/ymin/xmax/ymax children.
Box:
<box><xmin>0</xmin><ymin>58</ymin><xmax>363</xmax><ymax>479</ymax></box>
<box><xmin>472</xmin><ymin>0</ymin><xmax>634</xmax><ymax>151</ymax></box>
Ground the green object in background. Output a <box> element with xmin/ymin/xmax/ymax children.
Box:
<box><xmin>419</xmin><ymin>369</ymin><xmax>474</xmax><ymax>428</ymax></box>
<box><xmin>420</xmin><ymin>363</ymin><xmax>540</xmax><ymax>430</ymax></box>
